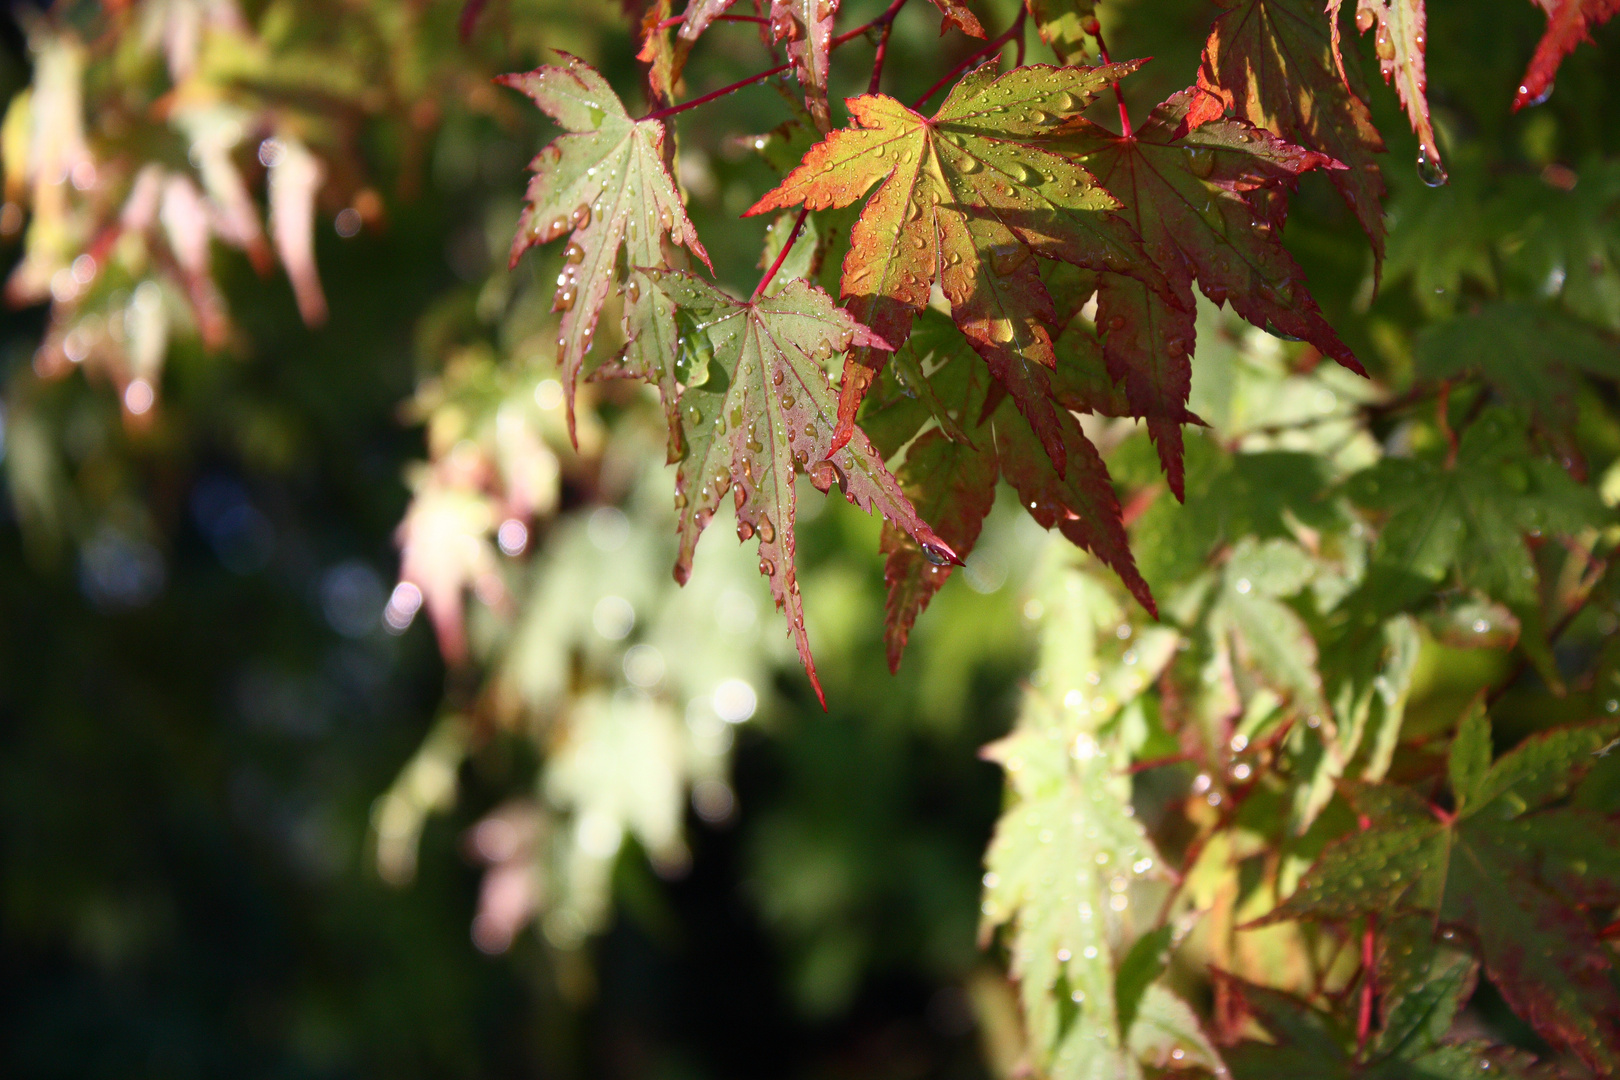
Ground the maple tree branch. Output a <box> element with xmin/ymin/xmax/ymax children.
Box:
<box><xmin>868</xmin><ymin>20</ymin><xmax>895</xmax><ymax>93</ymax></box>
<box><xmin>1090</xmin><ymin>18</ymin><xmax>1133</xmax><ymax>139</ymax></box>
<box><xmin>913</xmin><ymin>8</ymin><xmax>1026</xmax><ymax>110</ymax></box>
<box><xmin>643</xmin><ymin>0</ymin><xmax>913</xmax><ymax>123</ymax></box>
<box><xmin>753</xmin><ymin>207</ymin><xmax>811</xmax><ymax>300</ymax></box>
<box><xmin>642</xmin><ymin>62</ymin><xmax>792</xmax><ymax>121</ymax></box>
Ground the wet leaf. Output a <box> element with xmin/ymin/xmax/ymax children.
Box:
<box><xmin>1045</xmin><ymin>88</ymin><xmax>1362</xmax><ymax>498</ymax></box>
<box><xmin>1198</xmin><ymin>0</ymin><xmax>1389</xmax><ymax>263</ymax></box>
<box><xmin>638</xmin><ymin>269</ymin><xmax>956</xmax><ymax>704</ymax></box>
<box><xmin>747</xmin><ymin>60</ymin><xmax>1168</xmax><ymax>474</ymax></box>
<box><xmin>500</xmin><ymin>54</ymin><xmax>711</xmax><ymax>443</ymax></box>
<box><xmin>1261</xmin><ymin>712</ymin><xmax>1620</xmax><ymax>1075</ymax></box>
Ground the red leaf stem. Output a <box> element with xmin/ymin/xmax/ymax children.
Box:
<box><xmin>913</xmin><ymin>7</ymin><xmax>1026</xmax><ymax>110</ymax></box>
<box><xmin>753</xmin><ymin>206</ymin><xmax>811</xmax><ymax>300</ymax></box>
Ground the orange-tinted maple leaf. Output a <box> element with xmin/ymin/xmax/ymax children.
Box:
<box><xmin>1198</xmin><ymin>0</ymin><xmax>1388</xmax><ymax>264</ymax></box>
<box><xmin>747</xmin><ymin>61</ymin><xmax>1169</xmax><ymax>478</ymax></box>
<box><xmin>1516</xmin><ymin>0</ymin><xmax>1620</xmax><ymax>110</ymax></box>
<box><xmin>1043</xmin><ymin>88</ymin><xmax>1362</xmax><ymax>499</ymax></box>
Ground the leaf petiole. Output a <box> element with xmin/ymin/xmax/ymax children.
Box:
<box><xmin>752</xmin><ymin>207</ymin><xmax>811</xmax><ymax>300</ymax></box>
<box><xmin>913</xmin><ymin>8</ymin><xmax>1026</xmax><ymax>110</ymax></box>
<box><xmin>641</xmin><ymin>0</ymin><xmax>914</xmax><ymax>123</ymax></box>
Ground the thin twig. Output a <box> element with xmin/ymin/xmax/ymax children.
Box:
<box><xmin>643</xmin><ymin>0</ymin><xmax>914</xmax><ymax>123</ymax></box>
<box><xmin>753</xmin><ymin>207</ymin><xmax>811</xmax><ymax>300</ymax></box>
<box><xmin>869</xmin><ymin>20</ymin><xmax>895</xmax><ymax>93</ymax></box>
<box><xmin>913</xmin><ymin>8</ymin><xmax>1026</xmax><ymax>110</ymax></box>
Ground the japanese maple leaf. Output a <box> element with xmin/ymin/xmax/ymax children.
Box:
<box><xmin>1344</xmin><ymin>409</ymin><xmax>1610</xmax><ymax>692</ymax></box>
<box><xmin>500</xmin><ymin>54</ymin><xmax>710</xmax><ymax>443</ymax></box>
<box><xmin>746</xmin><ymin>61</ymin><xmax>1170</xmax><ymax>478</ymax></box>
<box><xmin>1259</xmin><ymin>707</ymin><xmax>1620</xmax><ymax>1075</ymax></box>
<box><xmin>1516</xmin><ymin>0</ymin><xmax>1620</xmax><ymax>109</ymax></box>
<box><xmin>1024</xmin><ymin>0</ymin><xmax>1100</xmax><ymax>65</ymax></box>
<box><xmin>636</xmin><ymin>269</ymin><xmax>958</xmax><ymax>704</ymax></box>
<box><xmin>1197</xmin><ymin>0</ymin><xmax>1389</xmax><ymax>264</ymax></box>
<box><xmin>1043</xmin><ymin>88</ymin><xmax>1362</xmax><ymax>498</ymax></box>
<box><xmin>1223</xmin><ymin>978</ymin><xmax>1539</xmax><ymax>1079</ymax></box>
<box><xmin>864</xmin><ymin>310</ymin><xmax>1152</xmax><ymax>669</ymax></box>
<box><xmin>1329</xmin><ymin>0</ymin><xmax>1444</xmax><ymax>183</ymax></box>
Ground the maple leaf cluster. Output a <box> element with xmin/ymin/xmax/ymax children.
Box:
<box><xmin>495</xmin><ymin>0</ymin><xmax>1619</xmax><ymax>692</ymax></box>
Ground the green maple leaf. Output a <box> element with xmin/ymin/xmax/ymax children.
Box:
<box><xmin>746</xmin><ymin>61</ymin><xmax>1170</xmax><ymax>476</ymax></box>
<box><xmin>1415</xmin><ymin>303</ymin><xmax>1620</xmax><ymax>468</ymax></box>
<box><xmin>980</xmin><ymin>692</ymin><xmax>1165</xmax><ymax>1070</ymax></box>
<box><xmin>500</xmin><ymin>54</ymin><xmax>710</xmax><ymax>443</ymax></box>
<box><xmin>1044</xmin><ymin>87</ymin><xmax>1363</xmax><ymax>499</ymax></box>
<box><xmin>1224</xmin><ymin>978</ymin><xmax>1539</xmax><ymax>1079</ymax></box>
<box><xmin>1330</xmin><ymin>0</ymin><xmax>1444</xmax><ymax>182</ymax></box>
<box><xmin>1197</xmin><ymin>0</ymin><xmax>1388</xmax><ymax>261</ymax></box>
<box><xmin>1259</xmin><ymin>708</ymin><xmax>1620</xmax><ymax>1075</ymax></box>
<box><xmin>1344</xmin><ymin>408</ymin><xmax>1610</xmax><ymax>689</ymax></box>
<box><xmin>863</xmin><ymin>310</ymin><xmax>1153</xmax><ymax>669</ymax></box>
<box><xmin>1024</xmin><ymin>0</ymin><xmax>1100</xmax><ymax>65</ymax></box>
<box><xmin>636</xmin><ymin>269</ymin><xmax>957</xmax><ymax>704</ymax></box>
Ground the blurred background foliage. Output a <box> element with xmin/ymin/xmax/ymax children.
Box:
<box><xmin>0</xmin><ymin>0</ymin><xmax>1618</xmax><ymax>1078</ymax></box>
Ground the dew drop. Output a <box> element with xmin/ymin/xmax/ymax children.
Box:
<box><xmin>958</xmin><ymin>156</ymin><xmax>983</xmax><ymax>174</ymax></box>
<box><xmin>659</xmin><ymin>205</ymin><xmax>675</xmax><ymax>231</ymax></box>
<box><xmin>625</xmin><ymin>278</ymin><xmax>641</xmax><ymax>303</ymax></box>
<box><xmin>1374</xmin><ymin>22</ymin><xmax>1394</xmax><ymax>60</ymax></box>
<box><xmin>757</xmin><ymin>515</ymin><xmax>775</xmax><ymax>544</ymax></box>
<box><xmin>673</xmin><ymin>491</ymin><xmax>687</xmax><ymax>509</ymax></box>
<box><xmin>1055</xmin><ymin>91</ymin><xmax>1078</xmax><ymax>111</ymax></box>
<box><xmin>990</xmin><ymin>244</ymin><xmax>1029</xmax><ymax>275</ymax></box>
<box><xmin>988</xmin><ymin>318</ymin><xmax>1015</xmax><ymax>343</ymax></box>
<box><xmin>563</xmin><ymin>241</ymin><xmax>586</xmax><ymax>264</ymax></box>
<box><xmin>921</xmin><ymin>539</ymin><xmax>957</xmax><ymax>566</ymax></box>
<box><xmin>1107</xmin><ymin>315</ymin><xmax>1126</xmax><ymax>331</ymax></box>
<box><xmin>808</xmin><ymin>457</ymin><xmax>846</xmax><ymax>493</ymax></box>
<box><xmin>1356</xmin><ymin>6</ymin><xmax>1374</xmax><ymax>32</ymax></box>
<box><xmin>759</xmin><ymin>556</ymin><xmax>776</xmax><ymax>575</ymax></box>
<box><xmin>1185</xmin><ymin>146</ymin><xmax>1215</xmax><ymax>178</ymax></box>
<box><xmin>737</xmin><ymin>519</ymin><xmax>755</xmax><ymax>541</ymax></box>
<box><xmin>570</xmin><ymin>203</ymin><xmax>592</xmax><ymax>230</ymax></box>
<box><xmin>1417</xmin><ymin>147</ymin><xmax>1449</xmax><ymax>187</ymax></box>
<box><xmin>554</xmin><ymin>285</ymin><xmax>577</xmax><ymax>311</ymax></box>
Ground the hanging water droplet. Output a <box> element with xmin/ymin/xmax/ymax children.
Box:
<box><xmin>759</xmin><ymin>556</ymin><xmax>776</xmax><ymax>575</ymax></box>
<box><xmin>570</xmin><ymin>203</ymin><xmax>592</xmax><ymax>230</ymax></box>
<box><xmin>921</xmin><ymin>539</ymin><xmax>957</xmax><ymax>566</ymax></box>
<box><xmin>554</xmin><ymin>285</ymin><xmax>577</xmax><ymax>311</ymax></box>
<box><xmin>1417</xmin><ymin>147</ymin><xmax>1449</xmax><ymax>187</ymax></box>
<box><xmin>673</xmin><ymin>491</ymin><xmax>687</xmax><ymax>509</ymax></box>
<box><xmin>737</xmin><ymin>519</ymin><xmax>755</xmax><ymax>541</ymax></box>
<box><xmin>1374</xmin><ymin>22</ymin><xmax>1394</xmax><ymax>61</ymax></box>
<box><xmin>1518</xmin><ymin>81</ymin><xmax>1554</xmax><ymax>107</ymax></box>
<box><xmin>757</xmin><ymin>515</ymin><xmax>775</xmax><ymax>544</ymax></box>
<box><xmin>625</xmin><ymin>278</ymin><xmax>641</xmax><ymax>303</ymax></box>
<box><xmin>1356</xmin><ymin>6</ymin><xmax>1375</xmax><ymax>33</ymax></box>
<box><xmin>563</xmin><ymin>241</ymin><xmax>585</xmax><ymax>264</ymax></box>
<box><xmin>808</xmin><ymin>457</ymin><xmax>846</xmax><ymax>493</ymax></box>
<box><xmin>659</xmin><ymin>205</ymin><xmax>675</xmax><ymax>231</ymax></box>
